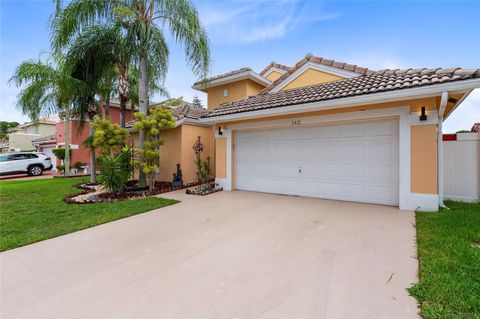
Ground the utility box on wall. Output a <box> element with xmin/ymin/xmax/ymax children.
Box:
<box><xmin>443</xmin><ymin>133</ymin><xmax>480</xmax><ymax>202</ymax></box>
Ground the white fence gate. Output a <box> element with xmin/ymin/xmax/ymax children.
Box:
<box><xmin>443</xmin><ymin>133</ymin><xmax>480</xmax><ymax>202</ymax></box>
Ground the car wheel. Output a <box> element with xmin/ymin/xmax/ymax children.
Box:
<box><xmin>28</xmin><ymin>165</ymin><xmax>43</xmax><ymax>176</ymax></box>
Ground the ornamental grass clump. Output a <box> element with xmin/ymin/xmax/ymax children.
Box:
<box><xmin>91</xmin><ymin>117</ymin><xmax>131</xmax><ymax>195</ymax></box>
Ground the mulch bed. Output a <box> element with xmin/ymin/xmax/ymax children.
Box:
<box><xmin>64</xmin><ymin>180</ymin><xmax>202</xmax><ymax>204</ymax></box>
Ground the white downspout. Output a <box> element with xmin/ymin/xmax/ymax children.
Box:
<box><xmin>438</xmin><ymin>91</ymin><xmax>448</xmax><ymax>208</ymax></box>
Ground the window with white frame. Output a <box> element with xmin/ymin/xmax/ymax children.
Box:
<box><xmin>223</xmin><ymin>88</ymin><xmax>228</xmax><ymax>97</ymax></box>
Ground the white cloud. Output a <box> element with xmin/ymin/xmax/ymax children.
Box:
<box><xmin>197</xmin><ymin>1</ymin><xmax>339</xmax><ymax>45</ymax></box>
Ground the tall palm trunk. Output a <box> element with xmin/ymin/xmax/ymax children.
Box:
<box><xmin>138</xmin><ymin>53</ymin><xmax>148</xmax><ymax>187</ymax></box>
<box><xmin>88</xmin><ymin>120</ymin><xmax>96</xmax><ymax>184</ymax></box>
<box><xmin>87</xmin><ymin>97</ymin><xmax>97</xmax><ymax>184</ymax></box>
<box><xmin>104</xmin><ymin>95</ymin><xmax>110</xmax><ymax>118</ymax></box>
<box><xmin>64</xmin><ymin>105</ymin><xmax>71</xmax><ymax>175</ymax></box>
<box><xmin>119</xmin><ymin>67</ymin><xmax>128</xmax><ymax>127</ymax></box>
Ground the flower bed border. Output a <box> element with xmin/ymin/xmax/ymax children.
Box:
<box><xmin>64</xmin><ymin>180</ymin><xmax>204</xmax><ymax>204</ymax></box>
<box><xmin>185</xmin><ymin>182</ymin><xmax>223</xmax><ymax>196</ymax></box>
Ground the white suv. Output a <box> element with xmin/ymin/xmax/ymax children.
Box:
<box><xmin>0</xmin><ymin>152</ymin><xmax>53</xmax><ymax>176</ymax></box>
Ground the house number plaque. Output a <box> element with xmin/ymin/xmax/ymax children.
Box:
<box><xmin>291</xmin><ymin>120</ymin><xmax>301</xmax><ymax>126</ymax></box>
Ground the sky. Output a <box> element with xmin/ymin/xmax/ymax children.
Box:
<box><xmin>1</xmin><ymin>0</ymin><xmax>479</xmax><ymax>133</ymax></box>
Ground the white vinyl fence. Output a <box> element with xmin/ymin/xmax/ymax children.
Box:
<box><xmin>443</xmin><ymin>133</ymin><xmax>480</xmax><ymax>202</ymax></box>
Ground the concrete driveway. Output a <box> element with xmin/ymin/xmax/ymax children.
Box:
<box><xmin>1</xmin><ymin>190</ymin><xmax>419</xmax><ymax>319</ymax></box>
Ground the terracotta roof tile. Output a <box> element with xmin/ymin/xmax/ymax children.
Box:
<box><xmin>259</xmin><ymin>54</ymin><xmax>373</xmax><ymax>94</ymax></box>
<box><xmin>126</xmin><ymin>100</ymin><xmax>208</xmax><ymax>127</ymax></box>
<box><xmin>194</xmin><ymin>67</ymin><xmax>252</xmax><ymax>85</ymax></box>
<box><xmin>259</xmin><ymin>62</ymin><xmax>291</xmax><ymax>75</ymax></box>
<box><xmin>204</xmin><ymin>68</ymin><xmax>480</xmax><ymax>118</ymax></box>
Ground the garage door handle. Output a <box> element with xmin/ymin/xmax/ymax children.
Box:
<box><xmin>298</xmin><ymin>167</ymin><xmax>302</xmax><ymax>173</ymax></box>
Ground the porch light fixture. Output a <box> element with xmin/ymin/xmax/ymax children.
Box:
<box><xmin>218</xmin><ymin>126</ymin><xmax>223</xmax><ymax>136</ymax></box>
<box><xmin>420</xmin><ymin>106</ymin><xmax>427</xmax><ymax>121</ymax></box>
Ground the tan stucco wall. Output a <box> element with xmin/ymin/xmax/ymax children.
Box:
<box><xmin>8</xmin><ymin>134</ymin><xmax>41</xmax><ymax>151</ymax></box>
<box><xmin>181</xmin><ymin>124</ymin><xmax>214</xmax><ymax>183</ymax></box>
<box><xmin>215</xmin><ymin>138</ymin><xmax>227</xmax><ymax>178</ymax></box>
<box><xmin>246</xmin><ymin>80</ymin><xmax>265</xmax><ymax>97</ymax></box>
<box><xmin>265</xmin><ymin>70</ymin><xmax>283</xmax><ymax>81</ymax></box>
<box><xmin>22</xmin><ymin>123</ymin><xmax>56</xmax><ymax>136</ymax></box>
<box><xmin>410</xmin><ymin>124</ymin><xmax>438</xmax><ymax>194</ymax></box>
<box><xmin>130</xmin><ymin>124</ymin><xmax>214</xmax><ymax>183</ymax></box>
<box><xmin>158</xmin><ymin>127</ymin><xmax>182</xmax><ymax>181</ymax></box>
<box><xmin>281</xmin><ymin>69</ymin><xmax>344</xmax><ymax>91</ymax></box>
<box><xmin>206</xmin><ymin>79</ymin><xmax>264</xmax><ymax>109</ymax></box>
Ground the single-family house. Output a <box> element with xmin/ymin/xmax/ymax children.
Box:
<box><xmin>0</xmin><ymin>117</ymin><xmax>58</xmax><ymax>153</ymax></box>
<box><xmin>193</xmin><ymin>53</ymin><xmax>479</xmax><ymax>212</ymax></box>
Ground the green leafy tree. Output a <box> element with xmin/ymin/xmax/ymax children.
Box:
<box><xmin>9</xmin><ymin>54</ymin><xmax>84</xmax><ymax>175</ymax></box>
<box><xmin>192</xmin><ymin>95</ymin><xmax>202</xmax><ymax>108</ymax></box>
<box><xmin>133</xmin><ymin>101</ymin><xmax>177</xmax><ymax>190</ymax></box>
<box><xmin>91</xmin><ymin>117</ymin><xmax>129</xmax><ymax>156</ymax></box>
<box><xmin>0</xmin><ymin>122</ymin><xmax>20</xmax><ymax>139</ymax></box>
<box><xmin>51</xmin><ymin>0</ymin><xmax>211</xmax><ymax>187</ymax></box>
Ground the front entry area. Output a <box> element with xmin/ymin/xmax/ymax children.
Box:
<box><xmin>235</xmin><ymin>119</ymin><xmax>399</xmax><ymax>205</ymax></box>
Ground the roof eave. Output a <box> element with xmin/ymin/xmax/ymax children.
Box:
<box><xmin>201</xmin><ymin>78</ymin><xmax>480</xmax><ymax>124</ymax></box>
<box><xmin>192</xmin><ymin>71</ymin><xmax>271</xmax><ymax>91</ymax></box>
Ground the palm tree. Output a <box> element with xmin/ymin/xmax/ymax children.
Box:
<box><xmin>9</xmin><ymin>54</ymin><xmax>83</xmax><ymax>175</ymax></box>
<box><xmin>51</xmin><ymin>0</ymin><xmax>211</xmax><ymax>186</ymax></box>
<box><xmin>65</xmin><ymin>29</ymin><xmax>117</xmax><ymax>184</ymax></box>
<box><xmin>62</xmin><ymin>24</ymin><xmax>135</xmax><ymax>127</ymax></box>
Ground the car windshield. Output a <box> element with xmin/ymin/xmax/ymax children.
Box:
<box><xmin>0</xmin><ymin>155</ymin><xmax>10</xmax><ymax>162</ymax></box>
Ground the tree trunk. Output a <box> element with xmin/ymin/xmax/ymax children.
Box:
<box><xmin>64</xmin><ymin>106</ymin><xmax>71</xmax><ymax>176</ymax></box>
<box><xmin>119</xmin><ymin>67</ymin><xmax>129</xmax><ymax>128</ymax></box>
<box><xmin>89</xmin><ymin>121</ymin><xmax>96</xmax><ymax>184</ymax></box>
<box><xmin>138</xmin><ymin>53</ymin><xmax>148</xmax><ymax>187</ymax></box>
<box><xmin>104</xmin><ymin>95</ymin><xmax>110</xmax><ymax>119</ymax></box>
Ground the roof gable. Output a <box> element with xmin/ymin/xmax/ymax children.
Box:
<box><xmin>262</xmin><ymin>54</ymin><xmax>373</xmax><ymax>93</ymax></box>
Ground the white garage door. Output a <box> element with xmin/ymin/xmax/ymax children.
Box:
<box><xmin>235</xmin><ymin>119</ymin><xmax>399</xmax><ymax>205</ymax></box>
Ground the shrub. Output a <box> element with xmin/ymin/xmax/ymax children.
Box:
<box><xmin>73</xmin><ymin>161</ymin><xmax>83</xmax><ymax>170</ymax></box>
<box><xmin>99</xmin><ymin>150</ymin><xmax>132</xmax><ymax>195</ymax></box>
<box><xmin>194</xmin><ymin>156</ymin><xmax>211</xmax><ymax>184</ymax></box>
<box><xmin>57</xmin><ymin>164</ymin><xmax>65</xmax><ymax>173</ymax></box>
<box><xmin>133</xmin><ymin>102</ymin><xmax>176</xmax><ymax>190</ymax></box>
<box><xmin>52</xmin><ymin>148</ymin><xmax>71</xmax><ymax>161</ymax></box>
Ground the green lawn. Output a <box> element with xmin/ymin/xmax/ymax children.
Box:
<box><xmin>0</xmin><ymin>177</ymin><xmax>179</xmax><ymax>251</ymax></box>
<box><xmin>409</xmin><ymin>200</ymin><xmax>480</xmax><ymax>319</ymax></box>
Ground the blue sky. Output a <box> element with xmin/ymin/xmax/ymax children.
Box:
<box><xmin>1</xmin><ymin>0</ymin><xmax>479</xmax><ymax>132</ymax></box>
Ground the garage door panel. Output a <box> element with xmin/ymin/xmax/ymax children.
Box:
<box><xmin>343</xmin><ymin>141</ymin><xmax>367</xmax><ymax>161</ymax></box>
<box><xmin>320</xmin><ymin>126</ymin><xmax>342</xmax><ymax>139</ymax></box>
<box><xmin>301</xmin><ymin>127</ymin><xmax>318</xmax><ymax>139</ymax></box>
<box><xmin>368</xmin><ymin>120</ymin><xmax>396</xmax><ymax>136</ymax></box>
<box><xmin>343</xmin><ymin>163</ymin><xmax>367</xmax><ymax>181</ymax></box>
<box><xmin>343</xmin><ymin>123</ymin><xmax>367</xmax><ymax>138</ymax></box>
<box><xmin>235</xmin><ymin>119</ymin><xmax>399</xmax><ymax>206</ymax></box>
<box><xmin>321</xmin><ymin>163</ymin><xmax>343</xmax><ymax>178</ymax></box>
<box><xmin>368</xmin><ymin>163</ymin><xmax>395</xmax><ymax>183</ymax></box>
<box><xmin>368</xmin><ymin>185</ymin><xmax>396</xmax><ymax>203</ymax></box>
<box><xmin>322</xmin><ymin>142</ymin><xmax>342</xmax><ymax>161</ymax></box>
<box><xmin>283</xmin><ymin>127</ymin><xmax>300</xmax><ymax>140</ymax></box>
